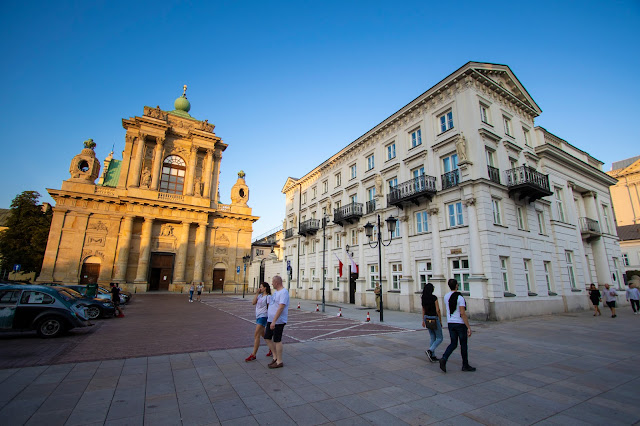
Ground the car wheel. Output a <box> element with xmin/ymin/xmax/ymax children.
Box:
<box><xmin>86</xmin><ymin>305</ymin><xmax>101</xmax><ymax>319</ymax></box>
<box><xmin>37</xmin><ymin>317</ymin><xmax>65</xmax><ymax>338</ymax></box>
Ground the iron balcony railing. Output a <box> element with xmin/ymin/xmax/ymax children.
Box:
<box><xmin>333</xmin><ymin>202</ymin><xmax>363</xmax><ymax>225</ymax></box>
<box><xmin>299</xmin><ymin>219</ymin><xmax>321</xmax><ymax>236</ymax></box>
<box><xmin>285</xmin><ymin>228</ymin><xmax>294</xmax><ymax>239</ymax></box>
<box><xmin>366</xmin><ymin>199</ymin><xmax>376</xmax><ymax>214</ymax></box>
<box><xmin>441</xmin><ymin>169</ymin><xmax>460</xmax><ymax>190</ymax></box>
<box><xmin>505</xmin><ymin>166</ymin><xmax>550</xmax><ymax>191</ymax></box>
<box><xmin>487</xmin><ymin>166</ymin><xmax>500</xmax><ymax>184</ymax></box>
<box><xmin>579</xmin><ymin>217</ymin><xmax>601</xmax><ymax>234</ymax></box>
<box><xmin>388</xmin><ymin>174</ymin><xmax>437</xmax><ymax>206</ymax></box>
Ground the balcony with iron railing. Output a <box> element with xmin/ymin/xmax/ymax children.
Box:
<box><xmin>487</xmin><ymin>166</ymin><xmax>500</xmax><ymax>184</ymax></box>
<box><xmin>366</xmin><ymin>199</ymin><xmax>376</xmax><ymax>214</ymax></box>
<box><xmin>299</xmin><ymin>219</ymin><xmax>321</xmax><ymax>236</ymax></box>
<box><xmin>284</xmin><ymin>228</ymin><xmax>294</xmax><ymax>239</ymax></box>
<box><xmin>579</xmin><ymin>217</ymin><xmax>601</xmax><ymax>242</ymax></box>
<box><xmin>388</xmin><ymin>175</ymin><xmax>437</xmax><ymax>209</ymax></box>
<box><xmin>333</xmin><ymin>202</ymin><xmax>363</xmax><ymax>226</ymax></box>
<box><xmin>441</xmin><ymin>169</ymin><xmax>459</xmax><ymax>190</ymax></box>
<box><xmin>504</xmin><ymin>165</ymin><xmax>552</xmax><ymax>203</ymax></box>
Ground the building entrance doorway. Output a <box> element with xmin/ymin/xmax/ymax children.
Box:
<box><xmin>349</xmin><ymin>267</ymin><xmax>358</xmax><ymax>304</ymax></box>
<box><xmin>80</xmin><ymin>257</ymin><xmax>101</xmax><ymax>285</ymax></box>
<box><xmin>149</xmin><ymin>253</ymin><xmax>174</xmax><ymax>291</ymax></box>
<box><xmin>213</xmin><ymin>269</ymin><xmax>225</xmax><ymax>291</ymax></box>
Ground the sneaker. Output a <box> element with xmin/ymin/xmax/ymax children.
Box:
<box><xmin>462</xmin><ymin>365</ymin><xmax>477</xmax><ymax>372</ymax></box>
<box><xmin>612</xmin><ymin>315</ymin><xmax>617</xmax><ymax>318</ymax></box>
<box><xmin>439</xmin><ymin>358</ymin><xmax>447</xmax><ymax>373</ymax></box>
<box><xmin>245</xmin><ymin>354</ymin><xmax>256</xmax><ymax>362</ymax></box>
<box><xmin>266</xmin><ymin>350</ymin><xmax>272</xmax><ymax>357</ymax></box>
<box><xmin>426</xmin><ymin>350</ymin><xmax>434</xmax><ymax>362</ymax></box>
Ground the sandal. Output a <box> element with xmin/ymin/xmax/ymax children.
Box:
<box><xmin>245</xmin><ymin>354</ymin><xmax>256</xmax><ymax>362</ymax></box>
<box><xmin>266</xmin><ymin>350</ymin><xmax>272</xmax><ymax>357</ymax></box>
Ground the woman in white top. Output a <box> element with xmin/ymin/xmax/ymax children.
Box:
<box><xmin>245</xmin><ymin>282</ymin><xmax>271</xmax><ymax>362</ymax></box>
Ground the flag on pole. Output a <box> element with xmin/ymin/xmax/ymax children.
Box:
<box><xmin>334</xmin><ymin>253</ymin><xmax>343</xmax><ymax>277</ymax></box>
<box><xmin>346</xmin><ymin>251</ymin><xmax>358</xmax><ymax>274</ymax></box>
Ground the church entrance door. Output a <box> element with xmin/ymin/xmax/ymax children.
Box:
<box><xmin>149</xmin><ymin>253</ymin><xmax>174</xmax><ymax>291</ymax></box>
<box><xmin>80</xmin><ymin>262</ymin><xmax>100</xmax><ymax>285</ymax></box>
<box><xmin>213</xmin><ymin>269</ymin><xmax>225</xmax><ymax>291</ymax></box>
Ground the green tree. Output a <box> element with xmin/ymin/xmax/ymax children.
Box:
<box><xmin>0</xmin><ymin>191</ymin><xmax>52</xmax><ymax>277</ymax></box>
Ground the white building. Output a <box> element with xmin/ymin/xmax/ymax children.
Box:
<box><xmin>281</xmin><ymin>62</ymin><xmax>623</xmax><ymax>320</ymax></box>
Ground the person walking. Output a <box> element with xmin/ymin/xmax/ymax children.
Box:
<box><xmin>626</xmin><ymin>283</ymin><xmax>640</xmax><ymax>315</ymax></box>
<box><xmin>588</xmin><ymin>284</ymin><xmax>602</xmax><ymax>316</ymax></box>
<box><xmin>110</xmin><ymin>282</ymin><xmax>124</xmax><ymax>318</ymax></box>
<box><xmin>439</xmin><ymin>279</ymin><xmax>475</xmax><ymax>373</ymax></box>
<box><xmin>245</xmin><ymin>282</ymin><xmax>271</xmax><ymax>362</ymax></box>
<box><xmin>602</xmin><ymin>283</ymin><xmax>618</xmax><ymax>318</ymax></box>
<box><xmin>196</xmin><ymin>283</ymin><xmax>204</xmax><ymax>302</ymax></box>
<box><xmin>421</xmin><ymin>283</ymin><xmax>443</xmax><ymax>362</ymax></box>
<box><xmin>374</xmin><ymin>283</ymin><xmax>381</xmax><ymax>312</ymax></box>
<box><xmin>188</xmin><ymin>284</ymin><xmax>195</xmax><ymax>302</ymax></box>
<box><xmin>265</xmin><ymin>276</ymin><xmax>289</xmax><ymax>369</ymax></box>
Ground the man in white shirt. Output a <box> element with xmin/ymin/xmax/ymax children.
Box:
<box><xmin>265</xmin><ymin>275</ymin><xmax>289</xmax><ymax>369</ymax></box>
<box><xmin>626</xmin><ymin>283</ymin><xmax>640</xmax><ymax>315</ymax></box>
<box><xmin>602</xmin><ymin>283</ymin><xmax>618</xmax><ymax>318</ymax></box>
<box><xmin>439</xmin><ymin>279</ymin><xmax>475</xmax><ymax>373</ymax></box>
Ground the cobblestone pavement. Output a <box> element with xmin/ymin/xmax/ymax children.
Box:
<box><xmin>1</xmin><ymin>297</ymin><xmax>640</xmax><ymax>425</ymax></box>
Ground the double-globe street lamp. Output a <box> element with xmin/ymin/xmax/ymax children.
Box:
<box><xmin>242</xmin><ymin>254</ymin><xmax>250</xmax><ymax>298</ymax></box>
<box><xmin>363</xmin><ymin>214</ymin><xmax>396</xmax><ymax>322</ymax></box>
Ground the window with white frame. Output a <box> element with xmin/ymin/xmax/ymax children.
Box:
<box><xmin>447</xmin><ymin>201</ymin><xmax>464</xmax><ymax>227</ymax></box>
<box><xmin>516</xmin><ymin>206</ymin><xmax>527</xmax><ymax>230</ymax></box>
<box><xmin>367</xmin><ymin>154</ymin><xmax>375</xmax><ymax>171</ymax></box>
<box><xmin>439</xmin><ymin>110</ymin><xmax>454</xmax><ymax>133</ymax></box>
<box><xmin>312</xmin><ymin>187</ymin><xmax>317</xmax><ymax>199</ymax></box>
<box><xmin>523</xmin><ymin>128</ymin><xmax>531</xmax><ymax>147</ymax></box>
<box><xmin>350</xmin><ymin>164</ymin><xmax>357</xmax><ymax>179</ymax></box>
<box><xmin>524</xmin><ymin>259</ymin><xmax>533</xmax><ymax>292</ymax></box>
<box><xmin>479</xmin><ymin>103</ymin><xmax>490</xmax><ymax>124</ymax></box>
<box><xmin>387</xmin><ymin>177</ymin><xmax>398</xmax><ymax>191</ymax></box>
<box><xmin>452</xmin><ymin>258</ymin><xmax>470</xmax><ymax>292</ymax></box>
<box><xmin>335</xmin><ymin>172</ymin><xmax>341</xmax><ymax>187</ymax></box>
<box><xmin>492</xmin><ymin>198</ymin><xmax>502</xmax><ymax>225</ymax></box>
<box><xmin>300</xmin><ymin>242</ymin><xmax>305</xmax><ymax>255</ymax></box>
<box><xmin>368</xmin><ymin>264</ymin><xmax>378</xmax><ymax>289</ymax></box>
<box><xmin>417</xmin><ymin>261</ymin><xmax>433</xmax><ymax>289</ymax></box>
<box><xmin>350</xmin><ymin>194</ymin><xmax>357</xmax><ymax>204</ymax></box>
<box><xmin>390</xmin><ymin>218</ymin><xmax>401</xmax><ymax>238</ymax></box>
<box><xmin>486</xmin><ymin>149</ymin><xmax>496</xmax><ymax>167</ymax></box>
<box><xmin>391</xmin><ymin>263</ymin><xmax>402</xmax><ymax>290</ymax></box>
<box><xmin>543</xmin><ymin>261</ymin><xmax>553</xmax><ymax>292</ymax></box>
<box><xmin>334</xmin><ymin>200</ymin><xmax>341</xmax><ymax>210</ymax></box>
<box><xmin>335</xmin><ymin>267</ymin><xmax>341</xmax><ymax>287</ymax></box>
<box><xmin>503</xmin><ymin>115</ymin><xmax>512</xmax><ymax>136</ymax></box>
<box><xmin>335</xmin><ymin>233</ymin><xmax>341</xmax><ymax>249</ymax></box>
<box><xmin>509</xmin><ymin>157</ymin><xmax>518</xmax><ymax>170</ymax></box>
<box><xmin>410</xmin><ymin>128</ymin><xmax>422</xmax><ymax>148</ymax></box>
<box><xmin>302</xmin><ymin>192</ymin><xmax>307</xmax><ymax>204</ymax></box>
<box><xmin>322</xmin><ymin>206</ymin><xmax>327</xmax><ymax>216</ymax></box>
<box><xmin>602</xmin><ymin>204</ymin><xmax>612</xmax><ymax>233</ymax></box>
<box><xmin>500</xmin><ymin>257</ymin><xmax>510</xmax><ymax>292</ymax></box>
<box><xmin>537</xmin><ymin>210</ymin><xmax>546</xmax><ymax>234</ymax></box>
<box><xmin>613</xmin><ymin>257</ymin><xmax>621</xmax><ymax>288</ymax></box>
<box><xmin>350</xmin><ymin>229</ymin><xmax>358</xmax><ymax>246</ymax></box>
<box><xmin>387</xmin><ymin>142</ymin><xmax>396</xmax><ymax>160</ymax></box>
<box><xmin>311</xmin><ymin>239</ymin><xmax>316</xmax><ymax>253</ymax></box>
<box><xmin>554</xmin><ymin>188</ymin><xmax>566</xmax><ymax>222</ymax></box>
<box><xmin>623</xmin><ymin>253</ymin><xmax>630</xmax><ymax>266</ymax></box>
<box><xmin>565</xmin><ymin>251</ymin><xmax>576</xmax><ymax>289</ymax></box>
<box><xmin>322</xmin><ymin>180</ymin><xmax>328</xmax><ymax>194</ymax></box>
<box><xmin>311</xmin><ymin>268</ymin><xmax>316</xmax><ymax>280</ymax></box>
<box><xmin>413</xmin><ymin>166</ymin><xmax>425</xmax><ymax>178</ymax></box>
<box><xmin>300</xmin><ymin>269</ymin><xmax>305</xmax><ymax>281</ymax></box>
<box><xmin>415</xmin><ymin>210</ymin><xmax>429</xmax><ymax>234</ymax></box>
<box><xmin>443</xmin><ymin>153</ymin><xmax>458</xmax><ymax>173</ymax></box>
<box><xmin>367</xmin><ymin>187</ymin><xmax>376</xmax><ymax>200</ymax></box>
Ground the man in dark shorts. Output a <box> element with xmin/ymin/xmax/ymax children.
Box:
<box><xmin>110</xmin><ymin>282</ymin><xmax>124</xmax><ymax>318</ymax></box>
<box><xmin>264</xmin><ymin>275</ymin><xmax>289</xmax><ymax>369</ymax></box>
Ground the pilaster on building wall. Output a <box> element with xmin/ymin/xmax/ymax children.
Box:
<box><xmin>38</xmin><ymin>90</ymin><xmax>259</xmax><ymax>293</ymax></box>
<box><xmin>280</xmin><ymin>62</ymin><xmax>625</xmax><ymax>320</ymax></box>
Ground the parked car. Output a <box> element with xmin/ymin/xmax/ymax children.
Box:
<box><xmin>0</xmin><ymin>285</ymin><xmax>89</xmax><ymax>338</ymax></box>
<box><xmin>55</xmin><ymin>286</ymin><xmax>116</xmax><ymax>319</ymax></box>
<box><xmin>39</xmin><ymin>283</ymin><xmax>128</xmax><ymax>305</ymax></box>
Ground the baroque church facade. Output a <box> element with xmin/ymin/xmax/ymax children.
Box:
<box><xmin>281</xmin><ymin>62</ymin><xmax>624</xmax><ymax>320</ymax></box>
<box><xmin>38</xmin><ymin>88</ymin><xmax>258</xmax><ymax>293</ymax></box>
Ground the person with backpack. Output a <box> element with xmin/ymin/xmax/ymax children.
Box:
<box><xmin>439</xmin><ymin>278</ymin><xmax>475</xmax><ymax>373</ymax></box>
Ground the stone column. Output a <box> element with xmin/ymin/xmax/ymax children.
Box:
<box><xmin>193</xmin><ymin>222</ymin><xmax>207</xmax><ymax>283</ymax></box>
<box><xmin>185</xmin><ymin>146</ymin><xmax>198</xmax><ymax>196</ymax></box>
<box><xmin>117</xmin><ymin>134</ymin><xmax>135</xmax><ymax>188</ymax></box>
<box><xmin>130</xmin><ymin>133</ymin><xmax>147</xmax><ymax>188</ymax></box>
<box><xmin>134</xmin><ymin>217</ymin><xmax>153</xmax><ymax>283</ymax></box>
<box><xmin>150</xmin><ymin>136</ymin><xmax>165</xmax><ymax>190</ymax></box>
<box><xmin>585</xmin><ymin>191</ymin><xmax>611</xmax><ymax>285</ymax></box>
<box><xmin>113</xmin><ymin>215</ymin><xmax>135</xmax><ymax>283</ymax></box>
<box><xmin>465</xmin><ymin>197</ymin><xmax>488</xmax><ymax>299</ymax></box>
<box><xmin>67</xmin><ymin>213</ymin><xmax>90</xmax><ymax>283</ymax></box>
<box><xmin>210</xmin><ymin>150</ymin><xmax>222</xmax><ymax>203</ymax></box>
<box><xmin>173</xmin><ymin>221</ymin><xmax>192</xmax><ymax>284</ymax></box>
<box><xmin>203</xmin><ymin>149</ymin><xmax>214</xmax><ymax>200</ymax></box>
<box><xmin>37</xmin><ymin>207</ymin><xmax>68</xmax><ymax>282</ymax></box>
<box><xmin>568</xmin><ymin>183</ymin><xmax>589</xmax><ymax>288</ymax></box>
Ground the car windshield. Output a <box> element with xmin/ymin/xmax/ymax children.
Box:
<box><xmin>54</xmin><ymin>288</ymin><xmax>79</xmax><ymax>302</ymax></box>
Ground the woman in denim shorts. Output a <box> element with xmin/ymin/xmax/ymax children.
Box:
<box><xmin>245</xmin><ymin>282</ymin><xmax>271</xmax><ymax>362</ymax></box>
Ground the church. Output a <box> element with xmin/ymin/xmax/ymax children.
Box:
<box><xmin>38</xmin><ymin>87</ymin><xmax>258</xmax><ymax>293</ymax></box>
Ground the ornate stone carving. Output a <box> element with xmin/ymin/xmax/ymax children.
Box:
<box><xmin>428</xmin><ymin>207</ymin><xmax>439</xmax><ymax>215</ymax></box>
<box><xmin>140</xmin><ymin>168</ymin><xmax>151</xmax><ymax>188</ymax></box>
<box><xmin>198</xmin><ymin>119</ymin><xmax>215</xmax><ymax>132</ymax></box>
<box><xmin>144</xmin><ymin>105</ymin><xmax>167</xmax><ymax>120</ymax></box>
<box><xmin>456</xmin><ymin>133</ymin><xmax>470</xmax><ymax>164</ymax></box>
<box><xmin>464</xmin><ymin>198</ymin><xmax>476</xmax><ymax>207</ymax></box>
<box><xmin>88</xmin><ymin>221</ymin><xmax>108</xmax><ymax>231</ymax></box>
<box><xmin>160</xmin><ymin>224</ymin><xmax>175</xmax><ymax>236</ymax></box>
<box><xmin>193</xmin><ymin>176</ymin><xmax>203</xmax><ymax>196</ymax></box>
<box><xmin>85</xmin><ymin>235</ymin><xmax>106</xmax><ymax>246</ymax></box>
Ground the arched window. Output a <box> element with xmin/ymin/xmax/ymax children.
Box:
<box><xmin>159</xmin><ymin>155</ymin><xmax>186</xmax><ymax>194</ymax></box>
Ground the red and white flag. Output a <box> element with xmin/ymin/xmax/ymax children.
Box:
<box><xmin>334</xmin><ymin>253</ymin><xmax>343</xmax><ymax>277</ymax></box>
<box><xmin>346</xmin><ymin>251</ymin><xmax>358</xmax><ymax>274</ymax></box>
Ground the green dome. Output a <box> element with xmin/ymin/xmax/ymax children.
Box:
<box><xmin>174</xmin><ymin>95</ymin><xmax>191</xmax><ymax>113</ymax></box>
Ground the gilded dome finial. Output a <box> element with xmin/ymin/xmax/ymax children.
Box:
<box><xmin>183</xmin><ymin>84</ymin><xmax>187</xmax><ymax>97</ymax></box>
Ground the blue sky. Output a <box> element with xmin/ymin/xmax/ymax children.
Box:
<box><xmin>1</xmin><ymin>0</ymin><xmax>639</xmax><ymax>237</ymax></box>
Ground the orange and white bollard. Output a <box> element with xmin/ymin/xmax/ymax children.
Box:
<box><xmin>366</xmin><ymin>312</ymin><xmax>370</xmax><ymax>322</ymax></box>
<box><xmin>297</xmin><ymin>302</ymin><xmax>301</xmax><ymax>309</ymax></box>
<box><xmin>337</xmin><ymin>308</ymin><xmax>342</xmax><ymax>317</ymax></box>
<box><xmin>315</xmin><ymin>304</ymin><xmax>319</xmax><ymax>312</ymax></box>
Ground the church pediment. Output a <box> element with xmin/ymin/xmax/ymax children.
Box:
<box><xmin>281</xmin><ymin>177</ymin><xmax>299</xmax><ymax>193</ymax></box>
<box><xmin>471</xmin><ymin>63</ymin><xmax>541</xmax><ymax>115</ymax></box>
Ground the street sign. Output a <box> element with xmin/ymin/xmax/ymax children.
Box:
<box><xmin>13</xmin><ymin>264</ymin><xmax>21</xmax><ymax>272</ymax></box>
<box><xmin>236</xmin><ymin>266</ymin><xmax>240</xmax><ymax>274</ymax></box>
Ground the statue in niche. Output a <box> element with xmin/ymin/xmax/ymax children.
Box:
<box><xmin>193</xmin><ymin>176</ymin><xmax>203</xmax><ymax>196</ymax></box>
<box><xmin>375</xmin><ymin>174</ymin><xmax>383</xmax><ymax>196</ymax></box>
<box><xmin>456</xmin><ymin>132</ymin><xmax>469</xmax><ymax>163</ymax></box>
<box><xmin>140</xmin><ymin>168</ymin><xmax>151</xmax><ymax>188</ymax></box>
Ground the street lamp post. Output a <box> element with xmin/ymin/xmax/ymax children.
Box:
<box><xmin>242</xmin><ymin>254</ymin><xmax>250</xmax><ymax>298</ymax></box>
<box><xmin>364</xmin><ymin>214</ymin><xmax>396</xmax><ymax>322</ymax></box>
